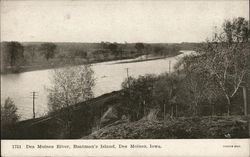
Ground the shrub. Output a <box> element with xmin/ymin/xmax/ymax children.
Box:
<box><xmin>1</xmin><ymin>97</ymin><xmax>19</xmax><ymax>126</ymax></box>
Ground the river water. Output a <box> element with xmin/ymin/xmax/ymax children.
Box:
<box><xmin>1</xmin><ymin>50</ymin><xmax>193</xmax><ymax>120</ymax></box>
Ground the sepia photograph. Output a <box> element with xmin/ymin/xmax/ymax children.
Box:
<box><xmin>1</xmin><ymin>0</ymin><xmax>249</xmax><ymax>145</ymax></box>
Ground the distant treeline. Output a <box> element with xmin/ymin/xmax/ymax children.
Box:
<box><xmin>0</xmin><ymin>41</ymin><xmax>200</xmax><ymax>73</ymax></box>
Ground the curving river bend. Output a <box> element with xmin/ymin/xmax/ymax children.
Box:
<box><xmin>1</xmin><ymin>50</ymin><xmax>193</xmax><ymax>120</ymax></box>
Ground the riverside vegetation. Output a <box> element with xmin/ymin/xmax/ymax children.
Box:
<box><xmin>1</xmin><ymin>17</ymin><xmax>249</xmax><ymax>139</ymax></box>
<box><xmin>0</xmin><ymin>41</ymin><xmax>183</xmax><ymax>74</ymax></box>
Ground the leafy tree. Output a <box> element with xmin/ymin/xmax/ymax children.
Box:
<box><xmin>153</xmin><ymin>46</ymin><xmax>164</xmax><ymax>56</ymax></box>
<box><xmin>167</xmin><ymin>45</ymin><xmax>180</xmax><ymax>56</ymax></box>
<box><xmin>8</xmin><ymin>42</ymin><xmax>24</xmax><ymax>66</ymax></box>
<box><xmin>121</xmin><ymin>74</ymin><xmax>157</xmax><ymax>120</ymax></box>
<box><xmin>47</xmin><ymin>64</ymin><xmax>95</xmax><ymax>137</ymax></box>
<box><xmin>29</xmin><ymin>47</ymin><xmax>36</xmax><ymax>62</ymax></box>
<box><xmin>118</xmin><ymin>45</ymin><xmax>124</xmax><ymax>59</ymax></box>
<box><xmin>1</xmin><ymin>42</ymin><xmax>24</xmax><ymax>72</ymax></box>
<box><xmin>74</xmin><ymin>50</ymin><xmax>87</xmax><ymax>58</ymax></box>
<box><xmin>144</xmin><ymin>44</ymin><xmax>152</xmax><ymax>58</ymax></box>
<box><xmin>47</xmin><ymin>64</ymin><xmax>95</xmax><ymax>112</ymax></box>
<box><xmin>135</xmin><ymin>43</ymin><xmax>145</xmax><ymax>54</ymax></box>
<box><xmin>40</xmin><ymin>43</ymin><xmax>57</xmax><ymax>61</ymax></box>
<box><xmin>1</xmin><ymin>42</ymin><xmax>10</xmax><ymax>72</ymax></box>
<box><xmin>1</xmin><ymin>97</ymin><xmax>19</xmax><ymax>126</ymax></box>
<box><xmin>153</xmin><ymin>73</ymin><xmax>180</xmax><ymax>118</ymax></box>
<box><xmin>108</xmin><ymin>43</ymin><xmax>118</xmax><ymax>57</ymax></box>
<box><xmin>24</xmin><ymin>45</ymin><xmax>38</xmax><ymax>63</ymax></box>
<box><xmin>100</xmin><ymin>41</ymin><xmax>107</xmax><ymax>48</ymax></box>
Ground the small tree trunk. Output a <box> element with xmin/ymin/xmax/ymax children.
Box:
<box><xmin>211</xmin><ymin>104</ymin><xmax>215</xmax><ymax>116</ymax></box>
<box><xmin>171</xmin><ymin>104</ymin><xmax>173</xmax><ymax>118</ymax></box>
<box><xmin>175</xmin><ymin>104</ymin><xmax>178</xmax><ymax>117</ymax></box>
<box><xmin>163</xmin><ymin>103</ymin><xmax>166</xmax><ymax>122</ymax></box>
<box><xmin>225</xmin><ymin>95</ymin><xmax>231</xmax><ymax>116</ymax></box>
<box><xmin>194</xmin><ymin>102</ymin><xmax>198</xmax><ymax>116</ymax></box>
<box><xmin>143</xmin><ymin>101</ymin><xmax>146</xmax><ymax>117</ymax></box>
<box><xmin>67</xmin><ymin>107</ymin><xmax>72</xmax><ymax>138</ymax></box>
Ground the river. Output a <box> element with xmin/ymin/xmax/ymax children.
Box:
<box><xmin>1</xmin><ymin>50</ymin><xmax>193</xmax><ymax>120</ymax></box>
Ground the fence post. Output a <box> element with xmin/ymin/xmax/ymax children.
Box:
<box><xmin>242</xmin><ymin>86</ymin><xmax>248</xmax><ymax>116</ymax></box>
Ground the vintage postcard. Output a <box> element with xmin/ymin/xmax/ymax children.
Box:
<box><xmin>1</xmin><ymin>0</ymin><xmax>249</xmax><ymax>156</ymax></box>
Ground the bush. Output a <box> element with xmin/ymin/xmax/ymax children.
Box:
<box><xmin>1</xmin><ymin>97</ymin><xmax>19</xmax><ymax>126</ymax></box>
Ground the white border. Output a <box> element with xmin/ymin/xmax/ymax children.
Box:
<box><xmin>1</xmin><ymin>139</ymin><xmax>250</xmax><ymax>157</ymax></box>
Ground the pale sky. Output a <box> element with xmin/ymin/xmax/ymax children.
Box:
<box><xmin>1</xmin><ymin>0</ymin><xmax>249</xmax><ymax>43</ymax></box>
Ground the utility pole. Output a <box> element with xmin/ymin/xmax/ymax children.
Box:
<box><xmin>125</xmin><ymin>68</ymin><xmax>132</xmax><ymax>120</ymax></box>
<box><xmin>126</xmin><ymin>68</ymin><xmax>130</xmax><ymax>88</ymax></box>
<box><xmin>31</xmin><ymin>91</ymin><xmax>38</xmax><ymax>119</ymax></box>
<box><xmin>126</xmin><ymin>68</ymin><xmax>129</xmax><ymax>79</ymax></box>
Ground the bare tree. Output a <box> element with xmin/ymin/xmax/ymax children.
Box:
<box><xmin>180</xmin><ymin>55</ymin><xmax>220</xmax><ymax>116</ymax></box>
<box><xmin>197</xmin><ymin>17</ymin><xmax>249</xmax><ymax>115</ymax></box>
